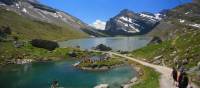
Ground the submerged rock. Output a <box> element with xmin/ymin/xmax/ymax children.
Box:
<box><xmin>94</xmin><ymin>84</ymin><xmax>109</xmax><ymax>88</ymax></box>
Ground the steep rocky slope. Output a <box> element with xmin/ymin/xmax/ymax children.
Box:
<box><xmin>131</xmin><ymin>0</ymin><xmax>200</xmax><ymax>85</ymax></box>
<box><xmin>104</xmin><ymin>9</ymin><xmax>165</xmax><ymax>36</ymax></box>
<box><xmin>148</xmin><ymin>1</ymin><xmax>200</xmax><ymax>40</ymax></box>
<box><xmin>0</xmin><ymin>0</ymin><xmax>104</xmax><ymax>39</ymax></box>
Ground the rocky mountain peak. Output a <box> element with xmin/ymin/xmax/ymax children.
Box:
<box><xmin>28</xmin><ymin>0</ymin><xmax>38</xmax><ymax>3</ymax></box>
<box><xmin>105</xmin><ymin>9</ymin><xmax>164</xmax><ymax>35</ymax></box>
<box><xmin>118</xmin><ymin>9</ymin><xmax>136</xmax><ymax>17</ymax></box>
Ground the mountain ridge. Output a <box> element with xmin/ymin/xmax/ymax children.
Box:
<box><xmin>104</xmin><ymin>9</ymin><xmax>165</xmax><ymax>36</ymax></box>
<box><xmin>0</xmin><ymin>0</ymin><xmax>105</xmax><ymax>39</ymax></box>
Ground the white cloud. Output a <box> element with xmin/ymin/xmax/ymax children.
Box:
<box><xmin>90</xmin><ymin>20</ymin><xmax>106</xmax><ymax>30</ymax></box>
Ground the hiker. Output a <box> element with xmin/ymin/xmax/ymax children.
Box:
<box><xmin>171</xmin><ymin>67</ymin><xmax>178</xmax><ymax>86</ymax></box>
<box><xmin>177</xmin><ymin>71</ymin><xmax>189</xmax><ymax>88</ymax></box>
<box><xmin>176</xmin><ymin>66</ymin><xmax>192</xmax><ymax>88</ymax></box>
<box><xmin>50</xmin><ymin>80</ymin><xmax>59</xmax><ymax>88</ymax></box>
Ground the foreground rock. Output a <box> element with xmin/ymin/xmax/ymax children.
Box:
<box><xmin>7</xmin><ymin>59</ymin><xmax>34</xmax><ymax>64</ymax></box>
<box><xmin>148</xmin><ymin>36</ymin><xmax>162</xmax><ymax>45</ymax></box>
<box><xmin>94</xmin><ymin>84</ymin><xmax>109</xmax><ymax>88</ymax></box>
<box><xmin>122</xmin><ymin>77</ymin><xmax>138</xmax><ymax>88</ymax></box>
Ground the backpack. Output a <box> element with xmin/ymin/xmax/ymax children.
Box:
<box><xmin>172</xmin><ymin>70</ymin><xmax>177</xmax><ymax>81</ymax></box>
<box><xmin>179</xmin><ymin>73</ymin><xmax>189</xmax><ymax>87</ymax></box>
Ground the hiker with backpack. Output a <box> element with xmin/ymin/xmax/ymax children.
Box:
<box><xmin>176</xmin><ymin>66</ymin><xmax>192</xmax><ymax>88</ymax></box>
<box><xmin>171</xmin><ymin>67</ymin><xmax>178</xmax><ymax>86</ymax></box>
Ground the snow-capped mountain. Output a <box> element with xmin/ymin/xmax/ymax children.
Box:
<box><xmin>105</xmin><ymin>9</ymin><xmax>165</xmax><ymax>35</ymax></box>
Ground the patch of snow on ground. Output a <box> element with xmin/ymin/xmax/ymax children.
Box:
<box><xmin>22</xmin><ymin>8</ymin><xmax>28</xmax><ymax>13</ymax></box>
<box><xmin>179</xmin><ymin>19</ymin><xmax>185</xmax><ymax>23</ymax></box>
<box><xmin>57</xmin><ymin>12</ymin><xmax>63</xmax><ymax>18</ymax></box>
<box><xmin>189</xmin><ymin>24</ymin><xmax>200</xmax><ymax>29</ymax></box>
<box><xmin>15</xmin><ymin>3</ymin><xmax>20</xmax><ymax>9</ymax></box>
<box><xmin>185</xmin><ymin>12</ymin><xmax>190</xmax><ymax>15</ymax></box>
<box><xmin>53</xmin><ymin>13</ymin><xmax>59</xmax><ymax>18</ymax></box>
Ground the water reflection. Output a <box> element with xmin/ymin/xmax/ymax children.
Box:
<box><xmin>59</xmin><ymin>37</ymin><xmax>151</xmax><ymax>51</ymax></box>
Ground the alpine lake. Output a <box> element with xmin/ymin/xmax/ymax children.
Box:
<box><xmin>0</xmin><ymin>37</ymin><xmax>151</xmax><ymax>88</ymax></box>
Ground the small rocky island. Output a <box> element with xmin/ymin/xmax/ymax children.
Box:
<box><xmin>74</xmin><ymin>52</ymin><xmax>124</xmax><ymax>71</ymax></box>
<box><xmin>73</xmin><ymin>44</ymin><xmax>124</xmax><ymax>71</ymax></box>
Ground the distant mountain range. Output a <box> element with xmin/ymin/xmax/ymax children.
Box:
<box><xmin>104</xmin><ymin>9</ymin><xmax>168</xmax><ymax>36</ymax></box>
<box><xmin>0</xmin><ymin>0</ymin><xmax>199</xmax><ymax>39</ymax></box>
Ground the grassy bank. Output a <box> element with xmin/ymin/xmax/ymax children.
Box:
<box><xmin>0</xmin><ymin>8</ymin><xmax>88</xmax><ymax>41</ymax></box>
<box><xmin>130</xmin><ymin>30</ymin><xmax>200</xmax><ymax>85</ymax></box>
<box><xmin>129</xmin><ymin>61</ymin><xmax>160</xmax><ymax>88</ymax></box>
<box><xmin>130</xmin><ymin>30</ymin><xmax>200</xmax><ymax>68</ymax></box>
<box><xmin>0</xmin><ymin>41</ymin><xmax>86</xmax><ymax>65</ymax></box>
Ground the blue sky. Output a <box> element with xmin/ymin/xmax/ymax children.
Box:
<box><xmin>39</xmin><ymin>0</ymin><xmax>191</xmax><ymax>24</ymax></box>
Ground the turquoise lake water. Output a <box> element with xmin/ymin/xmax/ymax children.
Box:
<box><xmin>0</xmin><ymin>60</ymin><xmax>136</xmax><ymax>88</ymax></box>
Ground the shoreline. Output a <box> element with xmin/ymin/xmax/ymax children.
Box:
<box><xmin>0</xmin><ymin>57</ymin><xmax>143</xmax><ymax>88</ymax></box>
<box><xmin>76</xmin><ymin>64</ymin><xmax>126</xmax><ymax>71</ymax></box>
<box><xmin>121</xmin><ymin>63</ymin><xmax>142</xmax><ymax>88</ymax></box>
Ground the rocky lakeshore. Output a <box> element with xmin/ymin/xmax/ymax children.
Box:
<box><xmin>121</xmin><ymin>64</ymin><xmax>142</xmax><ymax>88</ymax></box>
<box><xmin>77</xmin><ymin>64</ymin><xmax>125</xmax><ymax>71</ymax></box>
<box><xmin>91</xmin><ymin>63</ymin><xmax>142</xmax><ymax>88</ymax></box>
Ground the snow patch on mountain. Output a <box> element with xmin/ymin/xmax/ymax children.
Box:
<box><xmin>129</xmin><ymin>25</ymin><xmax>140</xmax><ymax>32</ymax></box>
<box><xmin>140</xmin><ymin>13</ymin><xmax>162</xmax><ymax>21</ymax></box>
<box><xmin>140</xmin><ymin>13</ymin><xmax>154</xmax><ymax>19</ymax></box>
<box><xmin>119</xmin><ymin>16</ymin><xmax>132</xmax><ymax>23</ymax></box>
<box><xmin>154</xmin><ymin>13</ymin><xmax>162</xmax><ymax>20</ymax></box>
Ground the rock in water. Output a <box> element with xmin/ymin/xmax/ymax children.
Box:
<box><xmin>94</xmin><ymin>84</ymin><xmax>109</xmax><ymax>88</ymax></box>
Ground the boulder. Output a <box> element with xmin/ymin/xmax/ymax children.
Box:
<box><xmin>182</xmin><ymin>59</ymin><xmax>189</xmax><ymax>65</ymax></box>
<box><xmin>148</xmin><ymin>36</ymin><xmax>162</xmax><ymax>45</ymax></box>
<box><xmin>0</xmin><ymin>26</ymin><xmax>12</xmax><ymax>38</ymax></box>
<box><xmin>198</xmin><ymin>62</ymin><xmax>200</xmax><ymax>69</ymax></box>
<box><xmin>15</xmin><ymin>59</ymin><xmax>33</xmax><ymax>64</ymax></box>
<box><xmin>13</xmin><ymin>40</ymin><xmax>24</xmax><ymax>48</ymax></box>
<box><xmin>94</xmin><ymin>84</ymin><xmax>109</xmax><ymax>88</ymax></box>
<box><xmin>95</xmin><ymin>44</ymin><xmax>112</xmax><ymax>51</ymax></box>
<box><xmin>173</xmin><ymin>56</ymin><xmax>179</xmax><ymax>64</ymax></box>
<box><xmin>153</xmin><ymin>55</ymin><xmax>163</xmax><ymax>60</ymax></box>
<box><xmin>30</xmin><ymin>39</ymin><xmax>59</xmax><ymax>51</ymax></box>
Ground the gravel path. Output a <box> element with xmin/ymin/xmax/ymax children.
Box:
<box><xmin>108</xmin><ymin>52</ymin><xmax>199</xmax><ymax>88</ymax></box>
